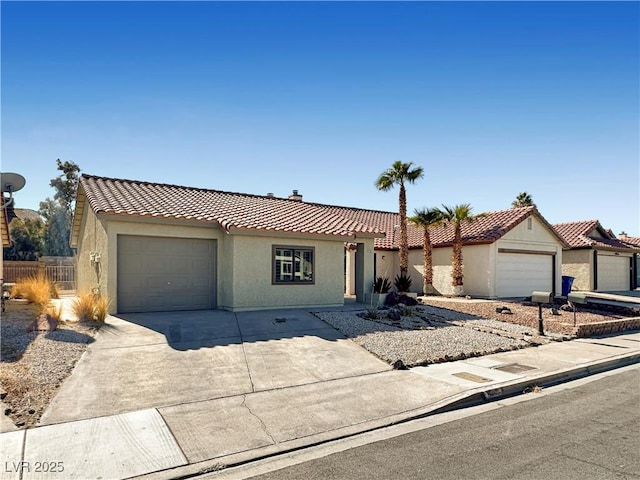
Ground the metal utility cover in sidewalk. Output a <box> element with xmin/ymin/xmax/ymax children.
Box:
<box><xmin>493</xmin><ymin>363</ymin><xmax>537</xmax><ymax>374</ymax></box>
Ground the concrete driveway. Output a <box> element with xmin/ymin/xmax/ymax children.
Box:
<box><xmin>40</xmin><ymin>309</ymin><xmax>390</xmax><ymax>425</ymax></box>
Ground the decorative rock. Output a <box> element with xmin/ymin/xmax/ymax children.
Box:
<box><xmin>392</xmin><ymin>359</ymin><xmax>407</xmax><ymax>370</ymax></box>
<box><xmin>27</xmin><ymin>314</ymin><xmax>57</xmax><ymax>333</ymax></box>
<box><xmin>387</xmin><ymin>310</ymin><xmax>402</xmax><ymax>321</ymax></box>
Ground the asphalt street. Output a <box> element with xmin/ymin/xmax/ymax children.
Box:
<box><xmin>242</xmin><ymin>366</ymin><xmax>640</xmax><ymax>480</ymax></box>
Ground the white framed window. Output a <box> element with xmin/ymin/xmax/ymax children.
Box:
<box><xmin>273</xmin><ymin>246</ymin><xmax>314</xmax><ymax>284</ymax></box>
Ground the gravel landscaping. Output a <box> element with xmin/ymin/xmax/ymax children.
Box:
<box><xmin>314</xmin><ymin>297</ymin><xmax>638</xmax><ymax>368</ymax></box>
<box><xmin>0</xmin><ymin>300</ymin><xmax>99</xmax><ymax>428</ymax></box>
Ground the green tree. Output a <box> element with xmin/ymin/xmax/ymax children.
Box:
<box><xmin>39</xmin><ymin>159</ymin><xmax>81</xmax><ymax>256</ymax></box>
<box><xmin>375</xmin><ymin>161</ymin><xmax>424</xmax><ymax>277</ymax></box>
<box><xmin>438</xmin><ymin>204</ymin><xmax>484</xmax><ymax>296</ymax></box>
<box><xmin>409</xmin><ymin>207</ymin><xmax>443</xmax><ymax>295</ymax></box>
<box><xmin>511</xmin><ymin>191</ymin><xmax>535</xmax><ymax>208</ymax></box>
<box><xmin>3</xmin><ymin>217</ymin><xmax>45</xmax><ymax>261</ymax></box>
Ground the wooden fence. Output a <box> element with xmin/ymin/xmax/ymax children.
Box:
<box><xmin>3</xmin><ymin>260</ymin><xmax>77</xmax><ymax>290</ymax></box>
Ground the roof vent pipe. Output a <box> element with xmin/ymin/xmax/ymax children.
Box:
<box><xmin>289</xmin><ymin>189</ymin><xmax>303</xmax><ymax>201</ymax></box>
<box><xmin>266</xmin><ymin>193</ymin><xmax>274</xmax><ymax>198</ymax></box>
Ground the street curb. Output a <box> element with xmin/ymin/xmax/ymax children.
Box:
<box><xmin>426</xmin><ymin>350</ymin><xmax>640</xmax><ymax>415</ymax></box>
<box><xmin>131</xmin><ymin>350</ymin><xmax>639</xmax><ymax>480</ymax></box>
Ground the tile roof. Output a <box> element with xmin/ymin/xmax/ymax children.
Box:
<box><xmin>75</xmin><ymin>175</ymin><xmax>382</xmax><ymax>240</ymax></box>
<box><xmin>620</xmin><ymin>235</ymin><xmax>640</xmax><ymax>248</ymax></box>
<box><xmin>552</xmin><ymin>220</ymin><xmax>638</xmax><ymax>251</ymax></box>
<box><xmin>74</xmin><ymin>175</ymin><xmax>567</xmax><ymax>250</ymax></box>
<box><xmin>333</xmin><ymin>205</ymin><xmax>562</xmax><ymax>250</ymax></box>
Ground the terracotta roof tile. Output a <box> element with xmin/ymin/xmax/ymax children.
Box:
<box><xmin>621</xmin><ymin>236</ymin><xmax>640</xmax><ymax>248</ymax></box>
<box><xmin>78</xmin><ymin>175</ymin><xmax>381</xmax><ymax>238</ymax></box>
<box><xmin>552</xmin><ymin>220</ymin><xmax>638</xmax><ymax>251</ymax></box>
<box><xmin>76</xmin><ymin>175</ymin><xmax>568</xmax><ymax>250</ymax></box>
<box><xmin>321</xmin><ymin>205</ymin><xmax>559</xmax><ymax>250</ymax></box>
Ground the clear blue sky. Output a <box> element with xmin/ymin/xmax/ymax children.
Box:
<box><xmin>2</xmin><ymin>1</ymin><xmax>639</xmax><ymax>235</ymax></box>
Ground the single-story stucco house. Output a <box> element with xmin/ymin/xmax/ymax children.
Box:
<box><xmin>552</xmin><ymin>220</ymin><xmax>639</xmax><ymax>292</ymax></box>
<box><xmin>71</xmin><ymin>175</ymin><xmax>383</xmax><ymax>313</ymax></box>
<box><xmin>335</xmin><ymin>205</ymin><xmax>568</xmax><ymax>298</ymax></box>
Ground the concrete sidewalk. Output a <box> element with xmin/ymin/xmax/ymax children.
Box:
<box><xmin>1</xmin><ymin>331</ymin><xmax>639</xmax><ymax>480</ymax></box>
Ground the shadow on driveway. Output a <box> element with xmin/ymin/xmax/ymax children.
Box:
<box><xmin>39</xmin><ymin>308</ymin><xmax>391</xmax><ymax>425</ymax></box>
<box><xmin>113</xmin><ymin>308</ymin><xmax>345</xmax><ymax>350</ymax></box>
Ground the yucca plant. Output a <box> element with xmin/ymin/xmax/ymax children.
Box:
<box><xmin>394</xmin><ymin>274</ymin><xmax>413</xmax><ymax>293</ymax></box>
<box><xmin>373</xmin><ymin>276</ymin><xmax>392</xmax><ymax>294</ymax></box>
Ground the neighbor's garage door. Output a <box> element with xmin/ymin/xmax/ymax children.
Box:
<box><xmin>118</xmin><ymin>235</ymin><xmax>216</xmax><ymax>313</ymax></box>
<box><xmin>597</xmin><ymin>254</ymin><xmax>629</xmax><ymax>291</ymax></box>
<box><xmin>496</xmin><ymin>252</ymin><xmax>553</xmax><ymax>298</ymax></box>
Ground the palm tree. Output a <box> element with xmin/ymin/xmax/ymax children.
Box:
<box><xmin>511</xmin><ymin>192</ymin><xmax>535</xmax><ymax>208</ymax></box>
<box><xmin>410</xmin><ymin>208</ymin><xmax>443</xmax><ymax>295</ymax></box>
<box><xmin>375</xmin><ymin>161</ymin><xmax>424</xmax><ymax>276</ymax></box>
<box><xmin>438</xmin><ymin>204</ymin><xmax>484</xmax><ymax>296</ymax></box>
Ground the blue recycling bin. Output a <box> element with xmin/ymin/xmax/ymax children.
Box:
<box><xmin>561</xmin><ymin>276</ymin><xmax>575</xmax><ymax>296</ymax></box>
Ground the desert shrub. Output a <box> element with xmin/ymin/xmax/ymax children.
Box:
<box><xmin>72</xmin><ymin>292</ymin><xmax>110</xmax><ymax>322</ymax></box>
<box><xmin>362</xmin><ymin>307</ymin><xmax>382</xmax><ymax>320</ymax></box>
<box><xmin>47</xmin><ymin>302</ymin><xmax>64</xmax><ymax>322</ymax></box>
<box><xmin>10</xmin><ymin>274</ymin><xmax>54</xmax><ymax>312</ymax></box>
<box><xmin>93</xmin><ymin>295</ymin><xmax>110</xmax><ymax>322</ymax></box>
<box><xmin>396</xmin><ymin>304</ymin><xmax>414</xmax><ymax>317</ymax></box>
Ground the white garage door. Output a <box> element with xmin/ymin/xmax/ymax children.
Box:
<box><xmin>597</xmin><ymin>254</ymin><xmax>630</xmax><ymax>291</ymax></box>
<box><xmin>118</xmin><ymin>235</ymin><xmax>217</xmax><ymax>313</ymax></box>
<box><xmin>496</xmin><ymin>252</ymin><xmax>553</xmax><ymax>298</ymax></box>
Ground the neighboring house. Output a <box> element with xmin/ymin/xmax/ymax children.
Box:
<box><xmin>552</xmin><ymin>220</ymin><xmax>639</xmax><ymax>292</ymax></box>
<box><xmin>71</xmin><ymin>175</ymin><xmax>382</xmax><ymax>313</ymax></box>
<box><xmin>334</xmin><ymin>205</ymin><xmax>567</xmax><ymax>298</ymax></box>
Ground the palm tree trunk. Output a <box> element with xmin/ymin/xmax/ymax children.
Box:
<box><xmin>451</xmin><ymin>223</ymin><xmax>463</xmax><ymax>290</ymax></box>
<box><xmin>423</xmin><ymin>228</ymin><xmax>434</xmax><ymax>295</ymax></box>
<box><xmin>399</xmin><ymin>183</ymin><xmax>408</xmax><ymax>277</ymax></box>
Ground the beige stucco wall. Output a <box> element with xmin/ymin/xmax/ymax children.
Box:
<box><xmin>221</xmin><ymin>234</ymin><xmax>351</xmax><ymax>311</ymax></box>
<box><xmin>423</xmin><ymin>244</ymin><xmax>492</xmax><ymax>297</ymax></box>
<box><xmin>561</xmin><ymin>249</ymin><xmax>593</xmax><ymax>291</ymax></box>
<box><xmin>379</xmin><ymin>215</ymin><xmax>564</xmax><ymax>298</ymax></box>
<box><xmin>75</xmin><ymin>206</ymin><xmax>109</xmax><ymax>299</ymax></box>
<box><xmin>386</xmin><ymin>244</ymin><xmax>491</xmax><ymax>296</ymax></box>
<box><xmin>375</xmin><ymin>250</ymin><xmax>397</xmax><ymax>285</ymax></box>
